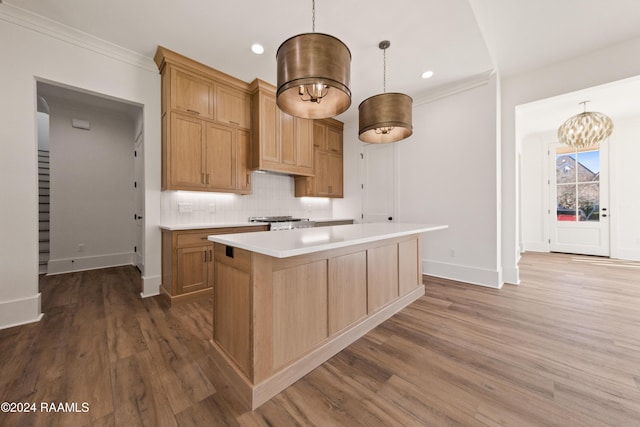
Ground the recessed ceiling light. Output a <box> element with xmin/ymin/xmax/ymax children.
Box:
<box><xmin>251</xmin><ymin>44</ymin><xmax>265</xmax><ymax>55</ymax></box>
<box><xmin>421</xmin><ymin>70</ymin><xmax>434</xmax><ymax>79</ymax></box>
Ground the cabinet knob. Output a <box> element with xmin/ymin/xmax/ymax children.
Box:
<box><xmin>186</xmin><ymin>109</ymin><xmax>201</xmax><ymax>115</ymax></box>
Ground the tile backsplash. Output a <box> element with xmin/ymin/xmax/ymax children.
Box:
<box><xmin>161</xmin><ymin>172</ymin><xmax>333</xmax><ymax>225</ymax></box>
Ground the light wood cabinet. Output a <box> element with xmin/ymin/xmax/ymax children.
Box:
<box><xmin>161</xmin><ymin>225</ymin><xmax>268</xmax><ymax>306</ymax></box>
<box><xmin>210</xmin><ymin>233</ymin><xmax>424</xmax><ymax>409</ymax></box>
<box><xmin>295</xmin><ymin>118</ymin><xmax>344</xmax><ymax>198</ymax></box>
<box><xmin>155</xmin><ymin>46</ymin><xmax>253</xmax><ymax>193</ymax></box>
<box><xmin>249</xmin><ymin>79</ymin><xmax>315</xmax><ymax>176</ymax></box>
<box><xmin>171</xmin><ymin>68</ymin><xmax>215</xmax><ymax>120</ymax></box>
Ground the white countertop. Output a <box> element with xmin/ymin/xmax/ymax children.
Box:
<box><xmin>159</xmin><ymin>222</ymin><xmax>269</xmax><ymax>231</ymax></box>
<box><xmin>208</xmin><ymin>223</ymin><xmax>448</xmax><ymax>258</ymax></box>
<box><xmin>159</xmin><ymin>218</ymin><xmax>353</xmax><ymax>231</ymax></box>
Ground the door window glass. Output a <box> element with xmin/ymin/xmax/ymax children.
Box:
<box><xmin>555</xmin><ymin>145</ymin><xmax>600</xmax><ymax>222</ymax></box>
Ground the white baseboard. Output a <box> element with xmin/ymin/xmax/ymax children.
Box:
<box><xmin>612</xmin><ymin>248</ymin><xmax>640</xmax><ymax>262</ymax></box>
<box><xmin>502</xmin><ymin>265</ymin><xmax>520</xmax><ymax>285</ymax></box>
<box><xmin>0</xmin><ymin>293</ymin><xmax>43</xmax><ymax>330</ymax></box>
<box><xmin>141</xmin><ymin>275</ymin><xmax>161</xmax><ymax>298</ymax></box>
<box><xmin>522</xmin><ymin>241</ymin><xmax>549</xmax><ymax>252</ymax></box>
<box><xmin>47</xmin><ymin>252</ymin><xmax>134</xmax><ymax>275</ymax></box>
<box><xmin>423</xmin><ymin>259</ymin><xmax>503</xmax><ymax>289</ymax></box>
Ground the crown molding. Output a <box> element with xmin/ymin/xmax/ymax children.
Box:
<box><xmin>413</xmin><ymin>69</ymin><xmax>496</xmax><ymax>106</ymax></box>
<box><xmin>0</xmin><ymin>3</ymin><xmax>157</xmax><ymax>73</ymax></box>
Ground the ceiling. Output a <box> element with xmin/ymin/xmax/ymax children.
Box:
<box><xmin>8</xmin><ymin>0</ymin><xmax>640</xmax><ymax>125</ymax></box>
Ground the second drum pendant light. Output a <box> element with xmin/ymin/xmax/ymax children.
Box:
<box><xmin>359</xmin><ymin>40</ymin><xmax>413</xmax><ymax>143</ymax></box>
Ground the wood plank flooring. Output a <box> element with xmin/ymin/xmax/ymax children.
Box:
<box><xmin>1</xmin><ymin>252</ymin><xmax>639</xmax><ymax>426</ymax></box>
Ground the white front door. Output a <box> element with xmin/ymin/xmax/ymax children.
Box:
<box><xmin>549</xmin><ymin>141</ymin><xmax>609</xmax><ymax>256</ymax></box>
<box><xmin>362</xmin><ymin>143</ymin><xmax>395</xmax><ymax>223</ymax></box>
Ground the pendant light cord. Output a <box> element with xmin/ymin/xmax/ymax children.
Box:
<box><xmin>383</xmin><ymin>47</ymin><xmax>387</xmax><ymax>93</ymax></box>
<box><xmin>312</xmin><ymin>0</ymin><xmax>315</xmax><ymax>32</ymax></box>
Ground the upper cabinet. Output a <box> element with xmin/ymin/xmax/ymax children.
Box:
<box><xmin>155</xmin><ymin>46</ymin><xmax>252</xmax><ymax>194</ymax></box>
<box><xmin>249</xmin><ymin>79</ymin><xmax>315</xmax><ymax>177</ymax></box>
<box><xmin>295</xmin><ymin>119</ymin><xmax>344</xmax><ymax>198</ymax></box>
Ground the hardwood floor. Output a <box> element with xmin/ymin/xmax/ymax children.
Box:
<box><xmin>1</xmin><ymin>252</ymin><xmax>639</xmax><ymax>426</ymax></box>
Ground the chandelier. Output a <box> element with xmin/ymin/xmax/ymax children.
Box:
<box><xmin>358</xmin><ymin>40</ymin><xmax>413</xmax><ymax>143</ymax></box>
<box><xmin>557</xmin><ymin>101</ymin><xmax>613</xmax><ymax>148</ymax></box>
<box><xmin>276</xmin><ymin>0</ymin><xmax>351</xmax><ymax>119</ymax></box>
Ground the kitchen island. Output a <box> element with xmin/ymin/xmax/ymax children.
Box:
<box><xmin>208</xmin><ymin>223</ymin><xmax>447</xmax><ymax>409</ymax></box>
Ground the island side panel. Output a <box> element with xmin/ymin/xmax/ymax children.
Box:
<box><xmin>213</xmin><ymin>243</ymin><xmax>252</xmax><ymax>378</ymax></box>
<box><xmin>252</xmin><ymin>253</ymin><xmax>274</xmax><ymax>383</ymax></box>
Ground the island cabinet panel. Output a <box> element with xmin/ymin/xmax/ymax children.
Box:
<box><xmin>367</xmin><ymin>244</ymin><xmax>400</xmax><ymax>313</ymax></box>
<box><xmin>272</xmin><ymin>260</ymin><xmax>328</xmax><ymax>370</ymax></box>
<box><xmin>208</xmin><ymin>232</ymin><xmax>431</xmax><ymax>410</ymax></box>
<box><xmin>328</xmin><ymin>252</ymin><xmax>367</xmax><ymax>335</ymax></box>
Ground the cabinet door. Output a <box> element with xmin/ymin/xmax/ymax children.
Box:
<box><xmin>206</xmin><ymin>122</ymin><xmax>236</xmax><ymax>190</ymax></box>
<box><xmin>328</xmin><ymin>152</ymin><xmax>343</xmax><ymax>197</ymax></box>
<box><xmin>314</xmin><ymin>150</ymin><xmax>331</xmax><ymax>196</ymax></box>
<box><xmin>280</xmin><ymin>111</ymin><xmax>296</xmax><ymax>166</ymax></box>
<box><xmin>216</xmin><ymin>84</ymin><xmax>251</xmax><ymax>129</ymax></box>
<box><xmin>295</xmin><ymin>118</ymin><xmax>314</xmax><ymax>170</ymax></box>
<box><xmin>313</xmin><ymin>122</ymin><xmax>327</xmax><ymax>150</ymax></box>
<box><xmin>171</xmin><ymin>69</ymin><xmax>214</xmax><ymax>119</ymax></box>
<box><xmin>170</xmin><ymin>113</ymin><xmax>206</xmax><ymax>189</ymax></box>
<box><xmin>327</xmin><ymin>126</ymin><xmax>343</xmax><ymax>153</ymax></box>
<box><xmin>177</xmin><ymin>245</ymin><xmax>211</xmax><ymax>294</ymax></box>
<box><xmin>257</xmin><ymin>92</ymin><xmax>280</xmax><ymax>163</ymax></box>
<box><xmin>236</xmin><ymin>129</ymin><xmax>252</xmax><ymax>192</ymax></box>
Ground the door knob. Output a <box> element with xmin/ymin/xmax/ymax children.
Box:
<box><xmin>388</xmin><ymin>216</ymin><xmax>393</xmax><ymax>221</ymax></box>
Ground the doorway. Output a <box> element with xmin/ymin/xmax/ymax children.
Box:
<box><xmin>548</xmin><ymin>141</ymin><xmax>610</xmax><ymax>256</ymax></box>
<box><xmin>36</xmin><ymin>81</ymin><xmax>143</xmax><ymax>275</ymax></box>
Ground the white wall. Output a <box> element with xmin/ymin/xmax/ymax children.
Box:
<box><xmin>46</xmin><ymin>96</ymin><xmax>136</xmax><ymax>274</ymax></box>
<box><xmin>0</xmin><ymin>7</ymin><xmax>161</xmax><ymax>329</ymax></box>
<box><xmin>336</xmin><ymin>76</ymin><xmax>501</xmax><ymax>288</ymax></box>
<box><xmin>398</xmin><ymin>76</ymin><xmax>501</xmax><ymax>287</ymax></box>
<box><xmin>501</xmin><ymin>36</ymin><xmax>640</xmax><ymax>285</ymax></box>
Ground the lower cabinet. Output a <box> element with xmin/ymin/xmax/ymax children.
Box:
<box><xmin>161</xmin><ymin>225</ymin><xmax>268</xmax><ymax>305</ymax></box>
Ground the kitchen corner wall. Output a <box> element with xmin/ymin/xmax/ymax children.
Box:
<box><xmin>161</xmin><ymin>172</ymin><xmax>332</xmax><ymax>225</ymax></box>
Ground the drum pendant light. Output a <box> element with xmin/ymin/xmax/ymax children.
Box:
<box><xmin>557</xmin><ymin>101</ymin><xmax>613</xmax><ymax>148</ymax></box>
<box><xmin>359</xmin><ymin>41</ymin><xmax>413</xmax><ymax>143</ymax></box>
<box><xmin>276</xmin><ymin>0</ymin><xmax>351</xmax><ymax>119</ymax></box>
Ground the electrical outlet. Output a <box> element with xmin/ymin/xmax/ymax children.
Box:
<box><xmin>78</xmin><ymin>243</ymin><xmax>85</xmax><ymax>252</ymax></box>
<box><xmin>449</xmin><ymin>248</ymin><xmax>456</xmax><ymax>257</ymax></box>
<box><xmin>208</xmin><ymin>203</ymin><xmax>216</xmax><ymax>213</ymax></box>
<box><xmin>178</xmin><ymin>203</ymin><xmax>193</xmax><ymax>213</ymax></box>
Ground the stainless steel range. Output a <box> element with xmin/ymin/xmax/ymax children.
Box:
<box><xmin>248</xmin><ymin>216</ymin><xmax>315</xmax><ymax>231</ymax></box>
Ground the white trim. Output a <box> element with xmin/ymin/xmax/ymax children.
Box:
<box><xmin>614</xmin><ymin>248</ymin><xmax>640</xmax><ymax>262</ymax></box>
<box><xmin>140</xmin><ymin>275</ymin><xmax>161</xmax><ymax>298</ymax></box>
<box><xmin>413</xmin><ymin>69</ymin><xmax>495</xmax><ymax>107</ymax></box>
<box><xmin>0</xmin><ymin>293</ymin><xmax>43</xmax><ymax>330</ymax></box>
<box><xmin>522</xmin><ymin>241</ymin><xmax>549</xmax><ymax>252</ymax></box>
<box><xmin>423</xmin><ymin>259</ymin><xmax>504</xmax><ymax>288</ymax></box>
<box><xmin>47</xmin><ymin>252</ymin><xmax>134</xmax><ymax>275</ymax></box>
<box><xmin>0</xmin><ymin>4</ymin><xmax>157</xmax><ymax>73</ymax></box>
